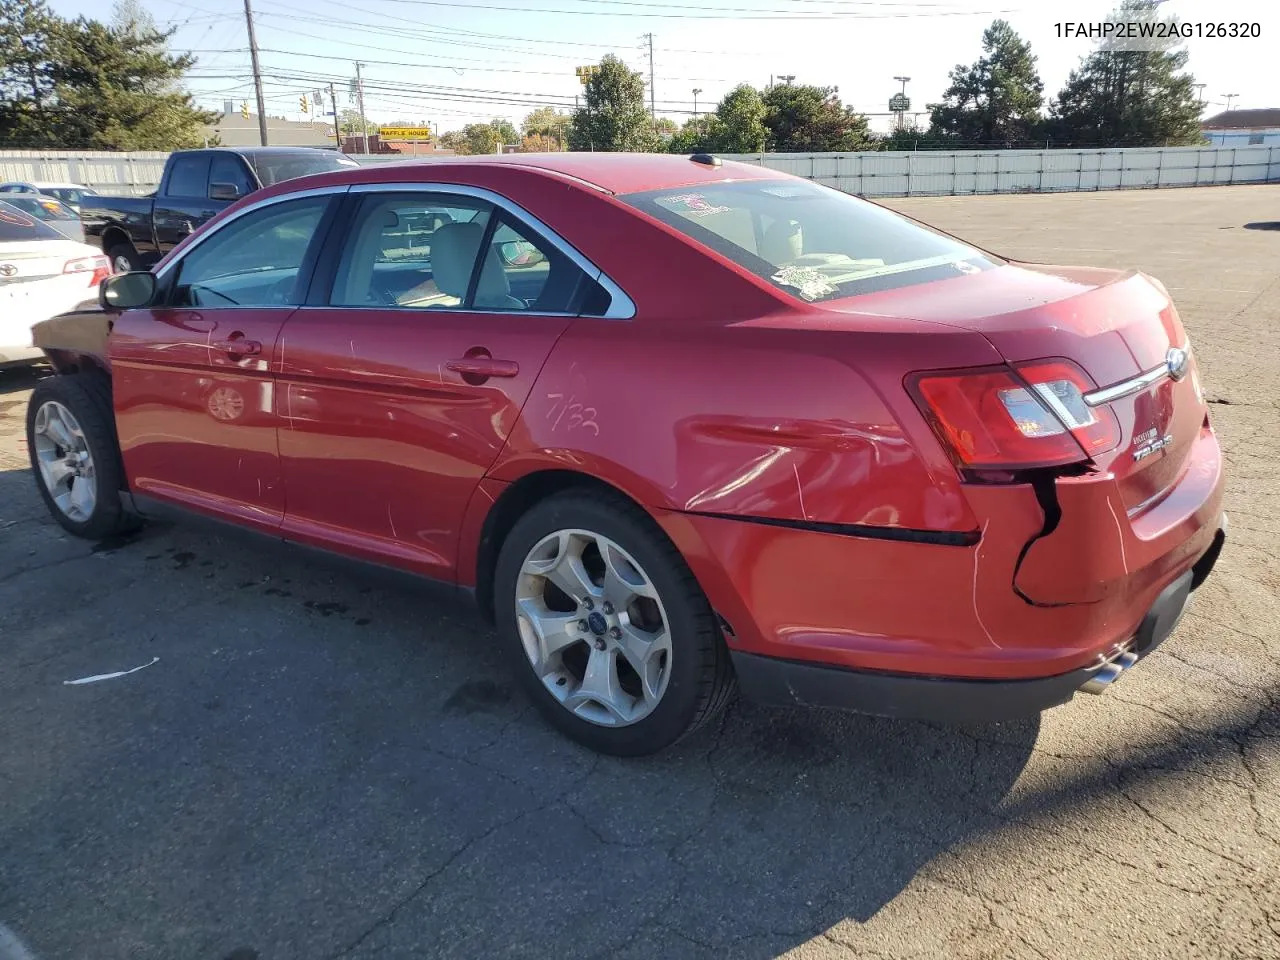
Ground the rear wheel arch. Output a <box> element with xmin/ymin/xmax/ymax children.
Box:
<box><xmin>475</xmin><ymin>469</ymin><xmax>641</xmax><ymax>622</ymax></box>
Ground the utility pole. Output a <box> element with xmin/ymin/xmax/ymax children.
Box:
<box><xmin>644</xmin><ymin>32</ymin><xmax>655</xmax><ymax>117</ymax></box>
<box><xmin>354</xmin><ymin>62</ymin><xmax>370</xmax><ymax>154</ymax></box>
<box><xmin>1192</xmin><ymin>83</ymin><xmax>1206</xmax><ymax>106</ymax></box>
<box><xmin>693</xmin><ymin>87</ymin><xmax>702</xmax><ymax>118</ymax></box>
<box><xmin>242</xmin><ymin>0</ymin><xmax>269</xmax><ymax>146</ymax></box>
<box><xmin>329</xmin><ymin>81</ymin><xmax>341</xmax><ymax>151</ymax></box>
<box><xmin>1224</xmin><ymin>92</ymin><xmax>1239</xmax><ymax>111</ymax></box>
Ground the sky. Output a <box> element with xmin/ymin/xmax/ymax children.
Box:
<box><xmin>51</xmin><ymin>0</ymin><xmax>1275</xmax><ymax>135</ymax></box>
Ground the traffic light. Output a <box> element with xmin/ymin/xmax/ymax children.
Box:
<box><xmin>299</xmin><ymin>95</ymin><xmax>309</xmax><ymax>114</ymax></box>
<box><xmin>240</xmin><ymin>101</ymin><xmax>249</xmax><ymax>119</ymax></box>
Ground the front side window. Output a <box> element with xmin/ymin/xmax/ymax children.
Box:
<box><xmin>209</xmin><ymin>155</ymin><xmax>256</xmax><ymax>199</ymax></box>
<box><xmin>166</xmin><ymin>156</ymin><xmax>211</xmax><ymax>199</ymax></box>
<box><xmin>621</xmin><ymin>180</ymin><xmax>1002</xmax><ymax>303</ymax></box>
<box><xmin>171</xmin><ymin>196</ymin><xmax>330</xmax><ymax>308</ymax></box>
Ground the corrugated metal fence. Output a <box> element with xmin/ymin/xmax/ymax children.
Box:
<box><xmin>0</xmin><ymin>150</ymin><xmax>168</xmax><ymax>196</ymax></box>
<box><xmin>722</xmin><ymin>145</ymin><xmax>1280</xmax><ymax>195</ymax></box>
<box><xmin>3</xmin><ymin>145</ymin><xmax>1278</xmax><ymax>198</ymax></box>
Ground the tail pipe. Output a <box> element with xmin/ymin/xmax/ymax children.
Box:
<box><xmin>1079</xmin><ymin>650</ymin><xmax>1139</xmax><ymax>695</ymax></box>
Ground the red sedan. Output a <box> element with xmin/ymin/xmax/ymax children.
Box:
<box><xmin>27</xmin><ymin>153</ymin><xmax>1225</xmax><ymax>755</ymax></box>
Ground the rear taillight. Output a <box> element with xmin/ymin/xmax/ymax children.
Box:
<box><xmin>63</xmin><ymin>255</ymin><xmax>111</xmax><ymax>286</ymax></box>
<box><xmin>909</xmin><ymin>360</ymin><xmax>1120</xmax><ymax>473</ymax></box>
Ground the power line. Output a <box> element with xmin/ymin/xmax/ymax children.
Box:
<box><xmin>302</xmin><ymin>0</ymin><xmax>1022</xmax><ymax>20</ymax></box>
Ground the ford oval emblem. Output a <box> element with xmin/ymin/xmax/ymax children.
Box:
<box><xmin>1165</xmin><ymin>347</ymin><xmax>1190</xmax><ymax>382</ymax></box>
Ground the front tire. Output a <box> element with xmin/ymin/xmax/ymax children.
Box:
<box><xmin>494</xmin><ymin>490</ymin><xmax>735</xmax><ymax>756</ymax></box>
<box><xmin>27</xmin><ymin>374</ymin><xmax>137</xmax><ymax>540</ymax></box>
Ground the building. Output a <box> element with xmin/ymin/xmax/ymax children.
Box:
<box><xmin>1201</xmin><ymin>108</ymin><xmax>1280</xmax><ymax>147</ymax></box>
<box><xmin>203</xmin><ymin>102</ymin><xmax>337</xmax><ymax>149</ymax></box>
<box><xmin>339</xmin><ymin>134</ymin><xmax>454</xmax><ymax>157</ymax></box>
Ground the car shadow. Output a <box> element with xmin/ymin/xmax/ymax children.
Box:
<box><xmin>0</xmin><ymin>455</ymin><xmax>1046</xmax><ymax>959</ymax></box>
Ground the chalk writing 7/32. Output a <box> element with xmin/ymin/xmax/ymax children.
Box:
<box><xmin>545</xmin><ymin>393</ymin><xmax>600</xmax><ymax>435</ymax></box>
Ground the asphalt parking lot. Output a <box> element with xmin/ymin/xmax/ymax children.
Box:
<box><xmin>1</xmin><ymin>184</ymin><xmax>1277</xmax><ymax>960</ymax></box>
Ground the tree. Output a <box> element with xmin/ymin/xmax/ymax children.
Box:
<box><xmin>668</xmin><ymin>85</ymin><xmax>767</xmax><ymax>155</ymax></box>
<box><xmin>713</xmin><ymin>84</ymin><xmax>768</xmax><ymax>152</ymax></box>
<box><xmin>338</xmin><ymin>108</ymin><xmax>377</xmax><ymax>136</ymax></box>
<box><xmin>110</xmin><ymin>0</ymin><xmax>157</xmax><ymax>37</ymax></box>
<box><xmin>928</xmin><ymin>19</ymin><xmax>1044</xmax><ymax>147</ymax></box>
<box><xmin>762</xmin><ymin>83</ymin><xmax>873</xmax><ymax>152</ymax></box>
<box><xmin>0</xmin><ymin>0</ymin><xmax>57</xmax><ymax>145</ymax></box>
<box><xmin>568</xmin><ymin>55</ymin><xmax>659</xmax><ymax>152</ymax></box>
<box><xmin>522</xmin><ymin>106</ymin><xmax>568</xmax><ymax>137</ymax></box>
<box><xmin>0</xmin><ymin>6</ymin><xmax>216</xmax><ymax>150</ymax></box>
<box><xmin>668</xmin><ymin>115</ymin><xmax>720</xmax><ymax>154</ymax></box>
<box><xmin>520</xmin><ymin>132</ymin><xmax>561</xmax><ymax>153</ymax></box>
<box><xmin>449</xmin><ymin>118</ymin><xmax>519</xmax><ymax>155</ymax></box>
<box><xmin>1049</xmin><ymin>0</ymin><xmax>1204</xmax><ymax>146</ymax></box>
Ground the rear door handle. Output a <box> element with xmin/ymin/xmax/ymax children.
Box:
<box><xmin>214</xmin><ymin>337</ymin><xmax>261</xmax><ymax>358</ymax></box>
<box><xmin>446</xmin><ymin>357</ymin><xmax>519</xmax><ymax>379</ymax></box>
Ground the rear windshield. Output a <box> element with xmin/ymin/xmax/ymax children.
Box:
<box><xmin>249</xmin><ymin>152</ymin><xmax>359</xmax><ymax>187</ymax></box>
<box><xmin>620</xmin><ymin>180</ymin><xmax>1002</xmax><ymax>303</ymax></box>
<box><xmin>0</xmin><ymin>201</ymin><xmax>63</xmax><ymax>241</ymax></box>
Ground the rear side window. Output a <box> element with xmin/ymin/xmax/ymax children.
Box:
<box><xmin>166</xmin><ymin>155</ymin><xmax>210</xmax><ymax>199</ymax></box>
<box><xmin>0</xmin><ymin>201</ymin><xmax>62</xmax><ymax>241</ymax></box>
<box><xmin>330</xmin><ymin>192</ymin><xmax>585</xmax><ymax>313</ymax></box>
<box><xmin>330</xmin><ymin>193</ymin><xmax>494</xmax><ymax>309</ymax></box>
<box><xmin>621</xmin><ymin>180</ymin><xmax>1002</xmax><ymax>303</ymax></box>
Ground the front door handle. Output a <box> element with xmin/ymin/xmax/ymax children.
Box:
<box><xmin>446</xmin><ymin>357</ymin><xmax>519</xmax><ymax>379</ymax></box>
<box><xmin>214</xmin><ymin>336</ymin><xmax>261</xmax><ymax>358</ymax></box>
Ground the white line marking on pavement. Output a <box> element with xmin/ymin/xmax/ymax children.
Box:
<box><xmin>62</xmin><ymin>656</ymin><xmax>160</xmax><ymax>686</ymax></box>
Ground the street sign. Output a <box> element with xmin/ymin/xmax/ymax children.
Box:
<box><xmin>379</xmin><ymin>126</ymin><xmax>432</xmax><ymax>141</ymax></box>
<box><xmin>889</xmin><ymin>93</ymin><xmax>910</xmax><ymax>112</ymax></box>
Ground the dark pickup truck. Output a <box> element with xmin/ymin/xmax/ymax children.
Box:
<box><xmin>82</xmin><ymin>146</ymin><xmax>359</xmax><ymax>272</ymax></box>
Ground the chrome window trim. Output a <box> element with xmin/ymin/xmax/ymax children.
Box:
<box><xmin>152</xmin><ymin>185</ymin><xmax>352</xmax><ymax>285</ymax></box>
<box><xmin>346</xmin><ymin>181</ymin><xmax>635</xmax><ymax>320</ymax></box>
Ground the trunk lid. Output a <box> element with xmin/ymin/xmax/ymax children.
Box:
<box><xmin>824</xmin><ymin>263</ymin><xmax>1204</xmax><ymax>515</ymax></box>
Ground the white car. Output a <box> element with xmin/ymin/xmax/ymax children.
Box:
<box><xmin>0</xmin><ymin>181</ymin><xmax>100</xmax><ymax>213</ymax></box>
<box><xmin>0</xmin><ymin>200</ymin><xmax>110</xmax><ymax>367</ymax></box>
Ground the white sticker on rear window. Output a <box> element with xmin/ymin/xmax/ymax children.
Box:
<box><xmin>660</xmin><ymin>193</ymin><xmax>731</xmax><ymax>218</ymax></box>
<box><xmin>771</xmin><ymin>265</ymin><xmax>836</xmax><ymax>301</ymax></box>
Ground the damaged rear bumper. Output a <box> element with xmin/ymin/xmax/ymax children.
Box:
<box><xmin>730</xmin><ymin>527</ymin><xmax>1223</xmax><ymax>722</ymax></box>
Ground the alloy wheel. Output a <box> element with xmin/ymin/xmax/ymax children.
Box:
<box><xmin>515</xmin><ymin>529</ymin><xmax>673</xmax><ymax>727</ymax></box>
<box><xmin>32</xmin><ymin>400</ymin><xmax>97</xmax><ymax>522</ymax></box>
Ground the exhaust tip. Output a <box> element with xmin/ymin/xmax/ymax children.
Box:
<box><xmin>1080</xmin><ymin>650</ymin><xmax>1139</xmax><ymax>695</ymax></box>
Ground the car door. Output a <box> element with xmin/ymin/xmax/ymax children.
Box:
<box><xmin>111</xmin><ymin>191</ymin><xmax>341</xmax><ymax>533</ymax></box>
<box><xmin>275</xmin><ymin>186</ymin><xmax>597</xmax><ymax>582</ymax></box>
<box><xmin>153</xmin><ymin>154</ymin><xmax>219</xmax><ymax>254</ymax></box>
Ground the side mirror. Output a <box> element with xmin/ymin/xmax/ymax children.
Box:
<box><xmin>100</xmin><ymin>271</ymin><xmax>157</xmax><ymax>312</ymax></box>
<box><xmin>209</xmin><ymin>182</ymin><xmax>242</xmax><ymax>202</ymax></box>
<box><xmin>498</xmin><ymin>240</ymin><xmax>546</xmax><ymax>267</ymax></box>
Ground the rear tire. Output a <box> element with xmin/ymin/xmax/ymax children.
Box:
<box><xmin>26</xmin><ymin>373</ymin><xmax>138</xmax><ymax>541</ymax></box>
<box><xmin>493</xmin><ymin>489</ymin><xmax>735</xmax><ymax>756</ymax></box>
<box><xmin>107</xmin><ymin>242</ymin><xmax>138</xmax><ymax>274</ymax></box>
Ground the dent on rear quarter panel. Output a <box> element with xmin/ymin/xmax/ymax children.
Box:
<box><xmin>488</xmin><ymin>316</ymin><xmax>999</xmax><ymax>535</ymax></box>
